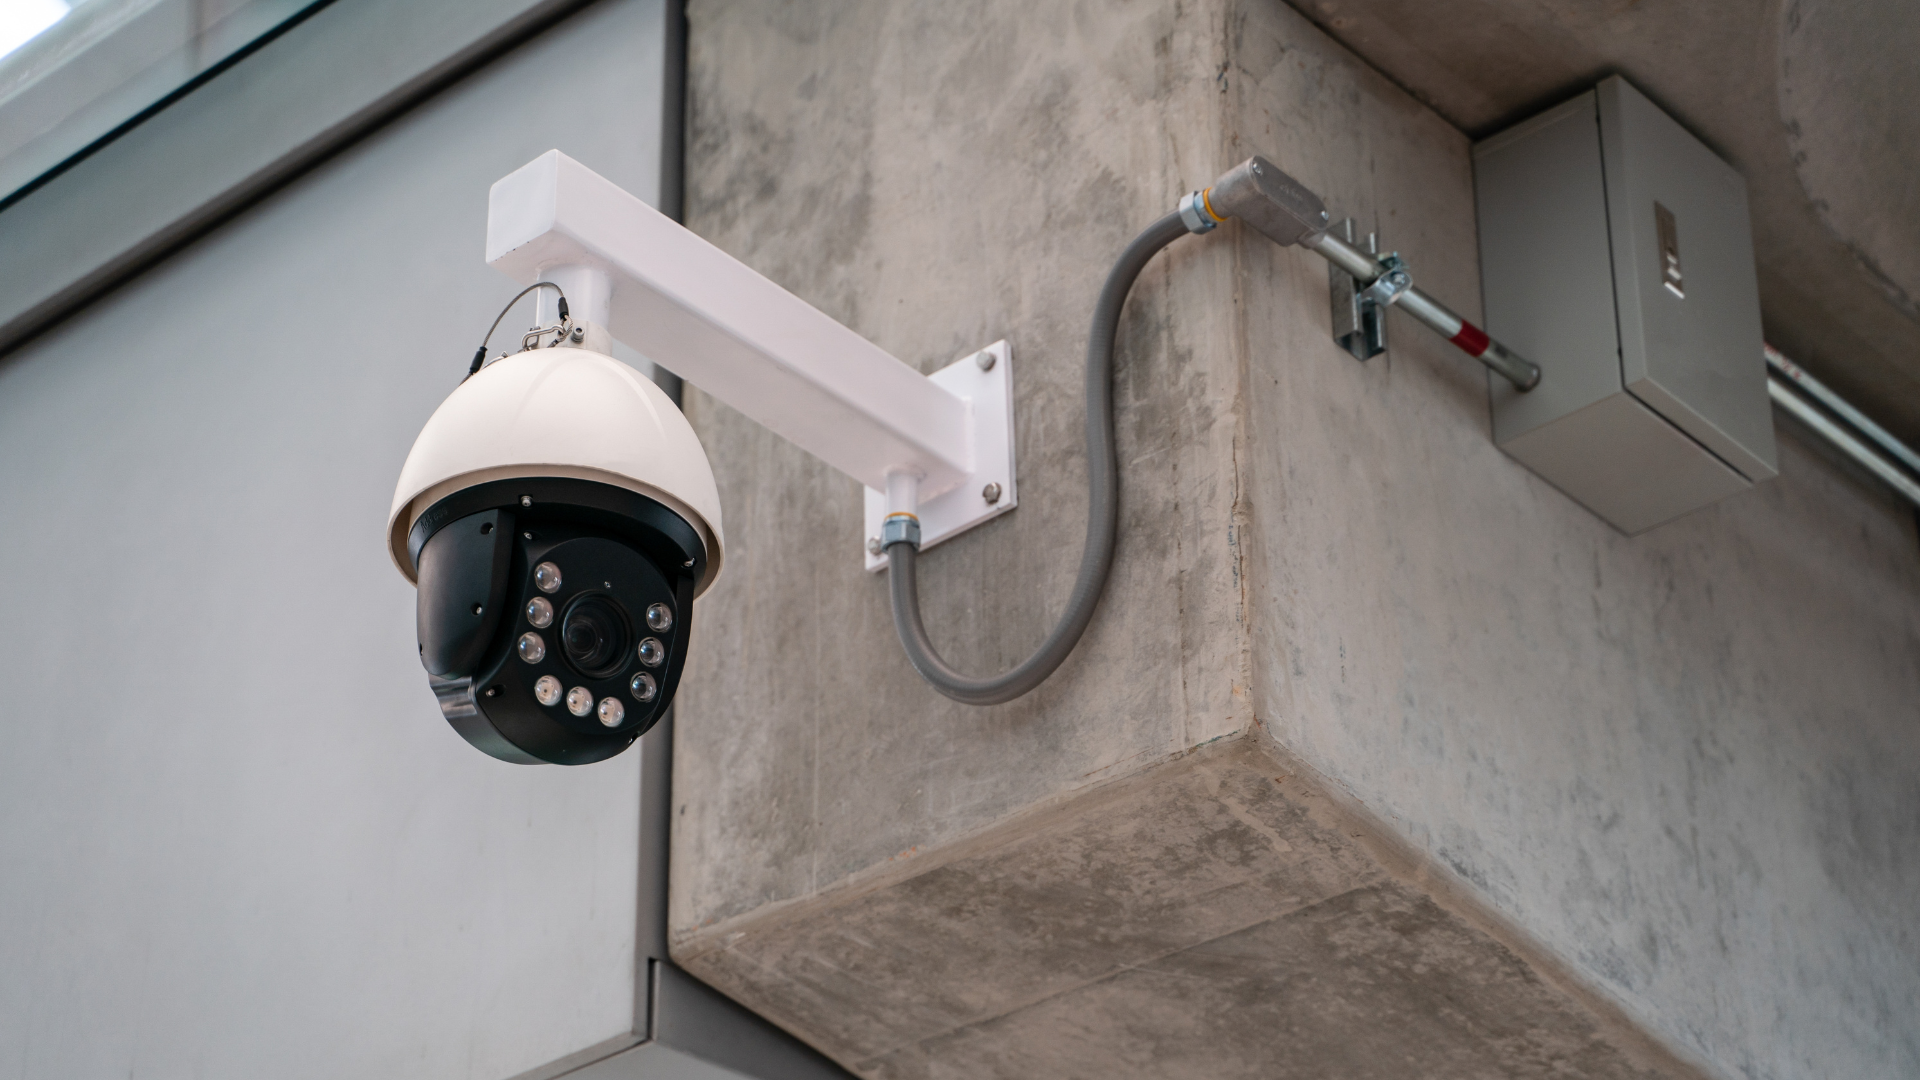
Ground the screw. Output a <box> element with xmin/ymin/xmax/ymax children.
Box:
<box><xmin>1320</xmin><ymin>210</ymin><xmax>1330</xmax><ymax>222</ymax></box>
<box><xmin>867</xmin><ymin>536</ymin><xmax>883</xmax><ymax>556</ymax></box>
<box><xmin>683</xmin><ymin>558</ymin><xmax>695</xmax><ymax>568</ymax></box>
<box><xmin>982</xmin><ymin>482</ymin><xmax>1002</xmax><ymax>504</ymax></box>
<box><xmin>569</xmin><ymin>326</ymin><xmax>585</xmax><ymax>343</ymax></box>
<box><xmin>520</xmin><ymin>495</ymin><xmax>533</xmax><ymax>507</ymax></box>
<box><xmin>976</xmin><ymin>349</ymin><xmax>996</xmax><ymax>372</ymax></box>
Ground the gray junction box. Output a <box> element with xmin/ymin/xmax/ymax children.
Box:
<box><xmin>1475</xmin><ymin>76</ymin><xmax>1776</xmax><ymax>534</ymax></box>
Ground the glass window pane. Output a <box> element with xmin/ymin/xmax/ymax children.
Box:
<box><xmin>0</xmin><ymin>0</ymin><xmax>320</xmax><ymax>204</ymax></box>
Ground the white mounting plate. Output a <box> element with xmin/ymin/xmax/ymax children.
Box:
<box><xmin>864</xmin><ymin>340</ymin><xmax>1017</xmax><ymax>571</ymax></box>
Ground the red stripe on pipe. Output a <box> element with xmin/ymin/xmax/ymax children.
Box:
<box><xmin>1449</xmin><ymin>321</ymin><xmax>1490</xmax><ymax>357</ymax></box>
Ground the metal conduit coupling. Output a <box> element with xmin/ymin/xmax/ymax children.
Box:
<box><xmin>1200</xmin><ymin>156</ymin><xmax>1542</xmax><ymax>391</ymax></box>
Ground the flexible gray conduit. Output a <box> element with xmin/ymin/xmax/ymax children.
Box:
<box><xmin>887</xmin><ymin>211</ymin><xmax>1190</xmax><ymax>705</ymax></box>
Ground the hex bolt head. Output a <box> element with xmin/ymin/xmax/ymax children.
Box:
<box><xmin>520</xmin><ymin>495</ymin><xmax>533</xmax><ymax>507</ymax></box>
<box><xmin>866</xmin><ymin>536</ymin><xmax>883</xmax><ymax>556</ymax></box>
<box><xmin>982</xmin><ymin>482</ymin><xmax>1002</xmax><ymax>504</ymax></box>
<box><xmin>569</xmin><ymin>326</ymin><xmax>586</xmax><ymax>342</ymax></box>
<box><xmin>976</xmin><ymin>349</ymin><xmax>996</xmax><ymax>372</ymax></box>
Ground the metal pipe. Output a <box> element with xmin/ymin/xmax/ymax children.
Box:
<box><xmin>1768</xmin><ymin>375</ymin><xmax>1920</xmax><ymax>508</ymax></box>
<box><xmin>1308</xmin><ymin>232</ymin><xmax>1541</xmax><ymax>390</ymax></box>
<box><xmin>1195</xmin><ymin>157</ymin><xmax>1540</xmax><ymax>390</ymax></box>
<box><xmin>1765</xmin><ymin>344</ymin><xmax>1920</xmax><ymax>477</ymax></box>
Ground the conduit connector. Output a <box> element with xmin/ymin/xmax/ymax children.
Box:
<box><xmin>1200</xmin><ymin>155</ymin><xmax>1542</xmax><ymax>392</ymax></box>
<box><xmin>1178</xmin><ymin>190</ymin><xmax>1221</xmax><ymax>234</ymax></box>
<box><xmin>881</xmin><ymin>513</ymin><xmax>921</xmax><ymax>549</ymax></box>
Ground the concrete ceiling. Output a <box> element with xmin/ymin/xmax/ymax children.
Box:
<box><xmin>1287</xmin><ymin>0</ymin><xmax>1920</xmax><ymax>444</ymax></box>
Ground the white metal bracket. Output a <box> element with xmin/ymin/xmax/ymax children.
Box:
<box><xmin>483</xmin><ymin>151</ymin><xmax>1022</xmax><ymax>568</ymax></box>
<box><xmin>864</xmin><ymin>340</ymin><xmax>1017</xmax><ymax>571</ymax></box>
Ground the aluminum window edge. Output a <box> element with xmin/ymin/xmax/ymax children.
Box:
<box><xmin>0</xmin><ymin>0</ymin><xmax>602</xmax><ymax>361</ymax></box>
<box><xmin>0</xmin><ymin>0</ymin><xmax>337</xmax><ymax>215</ymax></box>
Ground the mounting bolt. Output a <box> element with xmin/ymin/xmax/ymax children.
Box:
<box><xmin>569</xmin><ymin>325</ymin><xmax>585</xmax><ymax>342</ymax></box>
<box><xmin>976</xmin><ymin>349</ymin><xmax>996</xmax><ymax>372</ymax></box>
<box><xmin>520</xmin><ymin>495</ymin><xmax>533</xmax><ymax>507</ymax></box>
<box><xmin>867</xmin><ymin>536</ymin><xmax>883</xmax><ymax>556</ymax></box>
<box><xmin>982</xmin><ymin>482</ymin><xmax>1002</xmax><ymax>504</ymax></box>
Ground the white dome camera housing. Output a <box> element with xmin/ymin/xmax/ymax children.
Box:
<box><xmin>388</xmin><ymin>344</ymin><xmax>723</xmax><ymax>765</ymax></box>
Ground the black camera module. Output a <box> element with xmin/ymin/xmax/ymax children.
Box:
<box><xmin>409</xmin><ymin>478</ymin><xmax>702</xmax><ymax>765</ymax></box>
<box><xmin>559</xmin><ymin>593</ymin><xmax>631</xmax><ymax>679</ymax></box>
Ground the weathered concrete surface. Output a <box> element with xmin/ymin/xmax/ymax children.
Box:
<box><xmin>1282</xmin><ymin>0</ymin><xmax>1920</xmax><ymax>446</ymax></box>
<box><xmin>677</xmin><ymin>737</ymin><xmax>1703</xmax><ymax>1078</ymax></box>
<box><xmin>673</xmin><ymin>0</ymin><xmax>1248</xmax><ymax>932</ymax></box>
<box><xmin>674</xmin><ymin>0</ymin><xmax>1920</xmax><ymax>1077</ymax></box>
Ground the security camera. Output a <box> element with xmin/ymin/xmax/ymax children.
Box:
<box><xmin>387</xmin><ymin>327</ymin><xmax>723</xmax><ymax>765</ymax></box>
<box><xmin>397</xmin><ymin>151</ymin><xmax>1535</xmax><ymax>765</ymax></box>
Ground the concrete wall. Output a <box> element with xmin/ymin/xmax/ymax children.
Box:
<box><xmin>1227</xmin><ymin>18</ymin><xmax>1920</xmax><ymax>1077</ymax></box>
<box><xmin>0</xmin><ymin>3</ymin><xmax>667</xmax><ymax>1076</ymax></box>
<box><xmin>672</xmin><ymin>0</ymin><xmax>1246</xmax><ymax>928</ymax></box>
<box><xmin>669</xmin><ymin>1</ymin><xmax>1920</xmax><ymax>1077</ymax></box>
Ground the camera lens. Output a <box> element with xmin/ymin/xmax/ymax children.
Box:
<box><xmin>559</xmin><ymin>594</ymin><xmax>630</xmax><ymax>679</ymax></box>
<box><xmin>526</xmin><ymin>596</ymin><xmax>554</xmax><ymax>628</ymax></box>
<box><xmin>646</xmin><ymin>603</ymin><xmax>673</xmax><ymax>632</ymax></box>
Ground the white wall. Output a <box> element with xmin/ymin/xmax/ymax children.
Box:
<box><xmin>0</xmin><ymin>2</ymin><xmax>667</xmax><ymax>1076</ymax></box>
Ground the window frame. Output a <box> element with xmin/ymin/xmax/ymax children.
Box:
<box><xmin>0</xmin><ymin>0</ymin><xmax>600</xmax><ymax>358</ymax></box>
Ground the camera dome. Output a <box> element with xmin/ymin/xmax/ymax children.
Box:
<box><xmin>387</xmin><ymin>347</ymin><xmax>724</xmax><ymax>595</ymax></box>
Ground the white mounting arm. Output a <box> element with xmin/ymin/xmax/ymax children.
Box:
<box><xmin>485</xmin><ymin>151</ymin><xmax>1016</xmax><ymax>567</ymax></box>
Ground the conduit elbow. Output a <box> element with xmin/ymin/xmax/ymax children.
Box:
<box><xmin>1203</xmin><ymin>156</ymin><xmax>1332</xmax><ymax>248</ymax></box>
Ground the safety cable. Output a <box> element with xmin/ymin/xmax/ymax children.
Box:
<box><xmin>466</xmin><ymin>281</ymin><xmax>570</xmax><ymax>380</ymax></box>
<box><xmin>885</xmin><ymin>212</ymin><xmax>1190</xmax><ymax>704</ymax></box>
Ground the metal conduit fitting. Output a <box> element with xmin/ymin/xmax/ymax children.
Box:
<box><xmin>1201</xmin><ymin>156</ymin><xmax>1542</xmax><ymax>391</ymax></box>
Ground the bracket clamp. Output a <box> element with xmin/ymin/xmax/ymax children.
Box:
<box><xmin>1364</xmin><ymin>254</ymin><xmax>1412</xmax><ymax>307</ymax></box>
<box><xmin>1329</xmin><ymin>219</ymin><xmax>1388</xmax><ymax>361</ymax></box>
